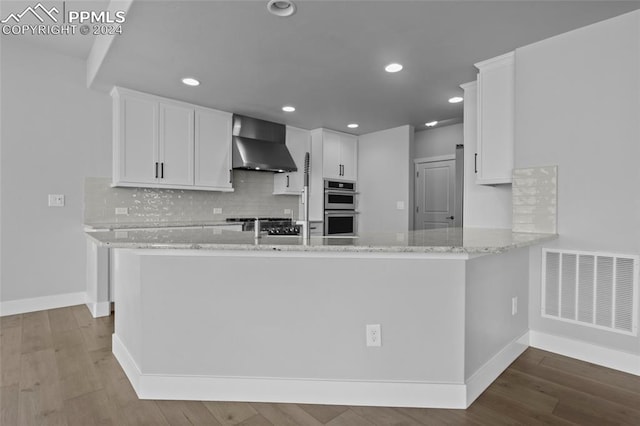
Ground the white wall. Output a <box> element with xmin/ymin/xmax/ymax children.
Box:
<box><xmin>515</xmin><ymin>11</ymin><xmax>640</xmax><ymax>354</ymax></box>
<box><xmin>0</xmin><ymin>39</ymin><xmax>112</xmax><ymax>303</ymax></box>
<box><xmin>414</xmin><ymin>124</ymin><xmax>462</xmax><ymax>159</ymax></box>
<box><xmin>461</xmin><ymin>82</ymin><xmax>512</xmax><ymax>229</ymax></box>
<box><xmin>358</xmin><ymin>125</ymin><xmax>413</xmax><ymax>233</ymax></box>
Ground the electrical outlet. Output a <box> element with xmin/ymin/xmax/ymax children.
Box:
<box><xmin>213</xmin><ymin>207</ymin><xmax>223</xmax><ymax>214</ymax></box>
<box><xmin>48</xmin><ymin>194</ymin><xmax>65</xmax><ymax>207</ymax></box>
<box><xmin>396</xmin><ymin>201</ymin><xmax>405</xmax><ymax>210</ymax></box>
<box><xmin>284</xmin><ymin>208</ymin><xmax>292</xmax><ymax>215</ymax></box>
<box><xmin>115</xmin><ymin>207</ymin><xmax>128</xmax><ymax>215</ymax></box>
<box><xmin>511</xmin><ymin>296</ymin><xmax>518</xmax><ymax>315</ymax></box>
<box><xmin>366</xmin><ymin>324</ymin><xmax>381</xmax><ymax>347</ymax></box>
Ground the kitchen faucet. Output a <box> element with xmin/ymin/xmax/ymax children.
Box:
<box><xmin>296</xmin><ymin>152</ymin><xmax>310</xmax><ymax>244</ymax></box>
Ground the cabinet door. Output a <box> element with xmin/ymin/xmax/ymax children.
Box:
<box><xmin>339</xmin><ymin>134</ymin><xmax>358</xmax><ymax>181</ymax></box>
<box><xmin>194</xmin><ymin>108</ymin><xmax>233</xmax><ymax>190</ymax></box>
<box><xmin>274</xmin><ymin>126</ymin><xmax>310</xmax><ymax>194</ymax></box>
<box><xmin>159</xmin><ymin>103</ymin><xmax>194</xmax><ymax>186</ymax></box>
<box><xmin>322</xmin><ymin>131</ymin><xmax>342</xmax><ymax>179</ymax></box>
<box><xmin>115</xmin><ymin>94</ymin><xmax>158</xmax><ymax>184</ymax></box>
<box><xmin>476</xmin><ymin>52</ymin><xmax>514</xmax><ymax>184</ymax></box>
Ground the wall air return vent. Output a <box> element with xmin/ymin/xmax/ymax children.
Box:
<box><xmin>542</xmin><ymin>249</ymin><xmax>638</xmax><ymax>336</ymax></box>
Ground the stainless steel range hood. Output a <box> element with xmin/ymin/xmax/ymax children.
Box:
<box><xmin>231</xmin><ymin>114</ymin><xmax>297</xmax><ymax>172</ymax></box>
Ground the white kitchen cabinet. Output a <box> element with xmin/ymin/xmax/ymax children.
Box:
<box><xmin>112</xmin><ymin>90</ymin><xmax>158</xmax><ymax>185</ymax></box>
<box><xmin>112</xmin><ymin>87</ymin><xmax>233</xmax><ymax>191</ymax></box>
<box><xmin>194</xmin><ymin>107</ymin><xmax>233</xmax><ymax>190</ymax></box>
<box><xmin>474</xmin><ymin>51</ymin><xmax>515</xmax><ymax>185</ymax></box>
<box><xmin>319</xmin><ymin>129</ymin><xmax>358</xmax><ymax>180</ymax></box>
<box><xmin>273</xmin><ymin>126</ymin><xmax>311</xmax><ymax>195</ymax></box>
<box><xmin>158</xmin><ymin>102</ymin><xmax>194</xmax><ymax>186</ymax></box>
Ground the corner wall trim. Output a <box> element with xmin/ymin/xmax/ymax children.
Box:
<box><xmin>86</xmin><ymin>301</ymin><xmax>111</xmax><ymax>318</ymax></box>
<box><xmin>465</xmin><ymin>331</ymin><xmax>530</xmax><ymax>406</ymax></box>
<box><xmin>529</xmin><ymin>331</ymin><xmax>640</xmax><ymax>376</ymax></box>
<box><xmin>0</xmin><ymin>292</ymin><xmax>87</xmax><ymax>316</ymax></box>
<box><xmin>112</xmin><ymin>334</ymin><xmax>468</xmax><ymax>408</ymax></box>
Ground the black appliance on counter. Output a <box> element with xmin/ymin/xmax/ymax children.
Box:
<box><xmin>225</xmin><ymin>217</ymin><xmax>300</xmax><ymax>235</ymax></box>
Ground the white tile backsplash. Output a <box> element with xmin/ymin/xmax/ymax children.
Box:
<box><xmin>512</xmin><ymin>166</ymin><xmax>557</xmax><ymax>234</ymax></box>
<box><xmin>84</xmin><ymin>171</ymin><xmax>300</xmax><ymax>226</ymax></box>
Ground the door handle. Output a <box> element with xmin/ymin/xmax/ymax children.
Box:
<box><xmin>155</xmin><ymin>162</ymin><xmax>159</xmax><ymax>178</ymax></box>
<box><xmin>286</xmin><ymin>175</ymin><xmax>290</xmax><ymax>188</ymax></box>
<box><xmin>160</xmin><ymin>162</ymin><xmax>164</xmax><ymax>179</ymax></box>
<box><xmin>446</xmin><ymin>216</ymin><xmax>454</xmax><ymax>220</ymax></box>
<box><xmin>474</xmin><ymin>153</ymin><xmax>478</xmax><ymax>174</ymax></box>
<box><xmin>229</xmin><ymin>169</ymin><xmax>233</xmax><ymax>184</ymax></box>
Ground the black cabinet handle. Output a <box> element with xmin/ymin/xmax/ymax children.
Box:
<box><xmin>229</xmin><ymin>169</ymin><xmax>233</xmax><ymax>184</ymax></box>
<box><xmin>155</xmin><ymin>162</ymin><xmax>159</xmax><ymax>178</ymax></box>
<box><xmin>161</xmin><ymin>162</ymin><xmax>164</xmax><ymax>179</ymax></box>
<box><xmin>446</xmin><ymin>216</ymin><xmax>455</xmax><ymax>220</ymax></box>
<box><xmin>474</xmin><ymin>154</ymin><xmax>478</xmax><ymax>174</ymax></box>
<box><xmin>286</xmin><ymin>175</ymin><xmax>290</xmax><ymax>188</ymax></box>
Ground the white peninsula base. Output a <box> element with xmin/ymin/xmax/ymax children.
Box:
<box><xmin>111</xmin><ymin>247</ymin><xmax>531</xmax><ymax>408</ymax></box>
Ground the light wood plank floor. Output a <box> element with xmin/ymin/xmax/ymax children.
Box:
<box><xmin>1</xmin><ymin>305</ymin><xmax>639</xmax><ymax>425</ymax></box>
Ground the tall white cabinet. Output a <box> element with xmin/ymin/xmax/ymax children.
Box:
<box><xmin>474</xmin><ymin>51</ymin><xmax>515</xmax><ymax>185</ymax></box>
<box><xmin>309</xmin><ymin>128</ymin><xmax>358</xmax><ymax>221</ymax></box>
<box><xmin>112</xmin><ymin>87</ymin><xmax>233</xmax><ymax>191</ymax></box>
<box><xmin>273</xmin><ymin>126</ymin><xmax>311</xmax><ymax>195</ymax></box>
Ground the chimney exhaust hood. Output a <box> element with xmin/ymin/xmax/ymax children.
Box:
<box><xmin>231</xmin><ymin>114</ymin><xmax>297</xmax><ymax>173</ymax></box>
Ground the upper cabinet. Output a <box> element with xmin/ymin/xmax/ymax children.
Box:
<box><xmin>111</xmin><ymin>87</ymin><xmax>233</xmax><ymax>191</ymax></box>
<box><xmin>273</xmin><ymin>126</ymin><xmax>311</xmax><ymax>195</ymax></box>
<box><xmin>319</xmin><ymin>129</ymin><xmax>358</xmax><ymax>181</ymax></box>
<box><xmin>194</xmin><ymin>107</ymin><xmax>233</xmax><ymax>190</ymax></box>
<box><xmin>474</xmin><ymin>51</ymin><xmax>515</xmax><ymax>185</ymax></box>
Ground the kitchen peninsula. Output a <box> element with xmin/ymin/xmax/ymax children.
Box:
<box><xmin>88</xmin><ymin>228</ymin><xmax>555</xmax><ymax>408</ymax></box>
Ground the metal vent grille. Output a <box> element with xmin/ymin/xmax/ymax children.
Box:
<box><xmin>542</xmin><ymin>249</ymin><xmax>638</xmax><ymax>336</ymax></box>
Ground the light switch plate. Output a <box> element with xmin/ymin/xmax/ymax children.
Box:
<box><xmin>213</xmin><ymin>208</ymin><xmax>223</xmax><ymax>214</ymax></box>
<box><xmin>115</xmin><ymin>207</ymin><xmax>128</xmax><ymax>215</ymax></box>
<box><xmin>396</xmin><ymin>201</ymin><xmax>405</xmax><ymax>210</ymax></box>
<box><xmin>48</xmin><ymin>194</ymin><xmax>65</xmax><ymax>207</ymax></box>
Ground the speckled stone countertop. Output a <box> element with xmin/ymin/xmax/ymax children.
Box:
<box><xmin>86</xmin><ymin>227</ymin><xmax>557</xmax><ymax>254</ymax></box>
<box><xmin>84</xmin><ymin>221</ymin><xmax>241</xmax><ymax>231</ymax></box>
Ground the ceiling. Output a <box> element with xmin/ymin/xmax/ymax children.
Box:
<box><xmin>61</xmin><ymin>1</ymin><xmax>640</xmax><ymax>134</ymax></box>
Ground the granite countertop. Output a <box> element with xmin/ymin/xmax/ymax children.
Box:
<box><xmin>86</xmin><ymin>227</ymin><xmax>557</xmax><ymax>254</ymax></box>
<box><xmin>84</xmin><ymin>220</ymin><xmax>242</xmax><ymax>231</ymax></box>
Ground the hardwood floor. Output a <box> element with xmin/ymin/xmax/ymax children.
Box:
<box><xmin>1</xmin><ymin>305</ymin><xmax>639</xmax><ymax>425</ymax></box>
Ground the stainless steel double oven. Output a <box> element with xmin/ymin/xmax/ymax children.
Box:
<box><xmin>323</xmin><ymin>179</ymin><xmax>357</xmax><ymax>236</ymax></box>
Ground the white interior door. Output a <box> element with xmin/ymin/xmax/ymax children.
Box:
<box><xmin>415</xmin><ymin>159</ymin><xmax>456</xmax><ymax>230</ymax></box>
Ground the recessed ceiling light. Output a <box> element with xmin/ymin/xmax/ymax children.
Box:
<box><xmin>181</xmin><ymin>77</ymin><xmax>200</xmax><ymax>87</ymax></box>
<box><xmin>448</xmin><ymin>96</ymin><xmax>464</xmax><ymax>103</ymax></box>
<box><xmin>282</xmin><ymin>105</ymin><xmax>295</xmax><ymax>112</ymax></box>
<box><xmin>385</xmin><ymin>63</ymin><xmax>403</xmax><ymax>73</ymax></box>
<box><xmin>347</xmin><ymin>123</ymin><xmax>359</xmax><ymax>129</ymax></box>
<box><xmin>267</xmin><ymin>0</ymin><xmax>296</xmax><ymax>17</ymax></box>
<box><xmin>425</xmin><ymin>121</ymin><xmax>438</xmax><ymax>127</ymax></box>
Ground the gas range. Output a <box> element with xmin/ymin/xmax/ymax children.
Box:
<box><xmin>225</xmin><ymin>217</ymin><xmax>301</xmax><ymax>236</ymax></box>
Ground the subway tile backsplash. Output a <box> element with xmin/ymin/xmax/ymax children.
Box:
<box><xmin>84</xmin><ymin>171</ymin><xmax>300</xmax><ymax>226</ymax></box>
<box><xmin>512</xmin><ymin>165</ymin><xmax>557</xmax><ymax>234</ymax></box>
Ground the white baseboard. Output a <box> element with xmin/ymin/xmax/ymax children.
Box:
<box><xmin>465</xmin><ymin>331</ymin><xmax>530</xmax><ymax>407</ymax></box>
<box><xmin>112</xmin><ymin>334</ymin><xmax>468</xmax><ymax>408</ymax></box>
<box><xmin>529</xmin><ymin>331</ymin><xmax>640</xmax><ymax>376</ymax></box>
<box><xmin>0</xmin><ymin>292</ymin><xmax>87</xmax><ymax>316</ymax></box>
<box><xmin>86</xmin><ymin>301</ymin><xmax>111</xmax><ymax>318</ymax></box>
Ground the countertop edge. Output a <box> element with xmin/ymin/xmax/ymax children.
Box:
<box><xmin>86</xmin><ymin>232</ymin><xmax>558</xmax><ymax>255</ymax></box>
